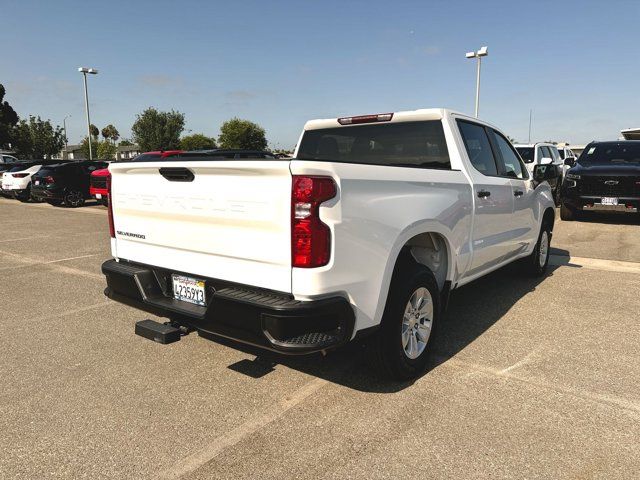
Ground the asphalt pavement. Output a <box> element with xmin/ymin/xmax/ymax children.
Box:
<box><xmin>0</xmin><ymin>197</ymin><xmax>638</xmax><ymax>479</ymax></box>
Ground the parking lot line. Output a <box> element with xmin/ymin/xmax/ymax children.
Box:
<box><xmin>0</xmin><ymin>235</ymin><xmax>51</xmax><ymax>243</ymax></box>
<box><xmin>0</xmin><ymin>248</ymin><xmax>103</xmax><ymax>279</ymax></box>
<box><xmin>157</xmin><ymin>377</ymin><xmax>328</xmax><ymax>480</ymax></box>
<box><xmin>550</xmin><ymin>254</ymin><xmax>640</xmax><ymax>274</ymax></box>
<box><xmin>443</xmin><ymin>357</ymin><xmax>640</xmax><ymax>419</ymax></box>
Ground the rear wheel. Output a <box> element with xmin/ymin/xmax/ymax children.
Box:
<box><xmin>372</xmin><ymin>263</ymin><xmax>440</xmax><ymax>380</ymax></box>
<box><xmin>15</xmin><ymin>184</ymin><xmax>31</xmax><ymax>202</ymax></box>
<box><xmin>63</xmin><ymin>190</ymin><xmax>85</xmax><ymax>208</ymax></box>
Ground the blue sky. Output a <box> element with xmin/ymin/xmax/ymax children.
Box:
<box><xmin>2</xmin><ymin>0</ymin><xmax>639</xmax><ymax>148</ymax></box>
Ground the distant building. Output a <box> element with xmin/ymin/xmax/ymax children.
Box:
<box><xmin>54</xmin><ymin>143</ymin><xmax>142</xmax><ymax>160</ymax></box>
<box><xmin>54</xmin><ymin>144</ymin><xmax>85</xmax><ymax>160</ymax></box>
<box><xmin>116</xmin><ymin>145</ymin><xmax>141</xmax><ymax>160</ymax></box>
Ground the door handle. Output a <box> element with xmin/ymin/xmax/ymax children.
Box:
<box><xmin>477</xmin><ymin>190</ymin><xmax>491</xmax><ymax>198</ymax></box>
<box><xmin>514</xmin><ymin>190</ymin><xmax>524</xmax><ymax>197</ymax></box>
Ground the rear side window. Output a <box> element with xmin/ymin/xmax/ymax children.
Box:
<box><xmin>297</xmin><ymin>121</ymin><xmax>451</xmax><ymax>169</ymax></box>
<box><xmin>457</xmin><ymin>121</ymin><xmax>498</xmax><ymax>176</ymax></box>
<box><xmin>516</xmin><ymin>147</ymin><xmax>534</xmax><ymax>163</ymax></box>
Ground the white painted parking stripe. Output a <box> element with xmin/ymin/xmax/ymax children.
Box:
<box><xmin>0</xmin><ymin>235</ymin><xmax>50</xmax><ymax>243</ymax></box>
<box><xmin>157</xmin><ymin>377</ymin><xmax>328</xmax><ymax>480</ymax></box>
<box><xmin>0</xmin><ymin>248</ymin><xmax>103</xmax><ymax>279</ymax></box>
<box><xmin>442</xmin><ymin>357</ymin><xmax>640</xmax><ymax>419</ymax></box>
<box><xmin>550</xmin><ymin>254</ymin><xmax>640</xmax><ymax>274</ymax></box>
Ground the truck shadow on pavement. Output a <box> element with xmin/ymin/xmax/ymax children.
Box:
<box><xmin>573</xmin><ymin>212</ymin><xmax>640</xmax><ymax>225</ymax></box>
<box><xmin>224</xmin><ymin>258</ymin><xmax>566</xmax><ymax>393</ymax></box>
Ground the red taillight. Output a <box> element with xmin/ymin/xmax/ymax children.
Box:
<box><xmin>291</xmin><ymin>176</ymin><xmax>337</xmax><ymax>268</ymax></box>
<box><xmin>337</xmin><ymin>113</ymin><xmax>393</xmax><ymax>125</ymax></box>
<box><xmin>12</xmin><ymin>173</ymin><xmax>28</xmax><ymax>178</ymax></box>
<box><xmin>44</xmin><ymin>176</ymin><xmax>55</xmax><ymax>184</ymax></box>
<box><xmin>107</xmin><ymin>173</ymin><xmax>115</xmax><ymax>238</ymax></box>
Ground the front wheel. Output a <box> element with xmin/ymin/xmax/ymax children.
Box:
<box><xmin>63</xmin><ymin>190</ymin><xmax>85</xmax><ymax>208</ymax></box>
<box><xmin>522</xmin><ymin>222</ymin><xmax>552</xmax><ymax>277</ymax></box>
<box><xmin>372</xmin><ymin>263</ymin><xmax>440</xmax><ymax>380</ymax></box>
<box><xmin>560</xmin><ymin>203</ymin><xmax>575</xmax><ymax>221</ymax></box>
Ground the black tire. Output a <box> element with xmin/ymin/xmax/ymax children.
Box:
<box><xmin>372</xmin><ymin>263</ymin><xmax>440</xmax><ymax>380</ymax></box>
<box><xmin>46</xmin><ymin>199</ymin><xmax>63</xmax><ymax>206</ymax></box>
<box><xmin>101</xmin><ymin>198</ymin><xmax>109</xmax><ymax>207</ymax></box>
<box><xmin>63</xmin><ymin>190</ymin><xmax>85</xmax><ymax>208</ymax></box>
<box><xmin>560</xmin><ymin>203</ymin><xmax>574</xmax><ymax>221</ymax></box>
<box><xmin>522</xmin><ymin>221</ymin><xmax>552</xmax><ymax>277</ymax></box>
<box><xmin>15</xmin><ymin>184</ymin><xmax>31</xmax><ymax>203</ymax></box>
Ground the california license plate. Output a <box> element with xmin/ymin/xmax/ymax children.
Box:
<box><xmin>95</xmin><ymin>193</ymin><xmax>102</xmax><ymax>199</ymax></box>
<box><xmin>601</xmin><ymin>197</ymin><xmax>618</xmax><ymax>206</ymax></box>
<box><xmin>172</xmin><ymin>275</ymin><xmax>206</xmax><ymax>306</ymax></box>
<box><xmin>34</xmin><ymin>180</ymin><xmax>40</xmax><ymax>185</ymax></box>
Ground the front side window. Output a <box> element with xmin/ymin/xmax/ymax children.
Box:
<box><xmin>491</xmin><ymin>131</ymin><xmax>525</xmax><ymax>179</ymax></box>
<box><xmin>557</xmin><ymin>149</ymin><xmax>566</xmax><ymax>159</ymax></box>
<box><xmin>297</xmin><ymin>121</ymin><xmax>451</xmax><ymax>169</ymax></box>
<box><xmin>457</xmin><ymin>121</ymin><xmax>498</xmax><ymax>176</ymax></box>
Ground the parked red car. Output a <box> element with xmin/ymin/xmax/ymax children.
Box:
<box><xmin>90</xmin><ymin>150</ymin><xmax>183</xmax><ymax>205</ymax></box>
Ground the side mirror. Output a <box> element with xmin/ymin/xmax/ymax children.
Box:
<box><xmin>533</xmin><ymin>164</ymin><xmax>557</xmax><ymax>182</ymax></box>
<box><xmin>540</xmin><ymin>157</ymin><xmax>553</xmax><ymax>165</ymax></box>
<box><xmin>564</xmin><ymin>157</ymin><xmax>576</xmax><ymax>166</ymax></box>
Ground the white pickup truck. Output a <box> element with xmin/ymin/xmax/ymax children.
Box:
<box><xmin>102</xmin><ymin>109</ymin><xmax>557</xmax><ymax>379</ymax></box>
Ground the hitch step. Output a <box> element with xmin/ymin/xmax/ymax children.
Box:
<box><xmin>135</xmin><ymin>319</ymin><xmax>181</xmax><ymax>344</ymax></box>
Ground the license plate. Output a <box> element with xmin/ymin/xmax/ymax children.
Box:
<box><xmin>601</xmin><ymin>197</ymin><xmax>618</xmax><ymax>206</ymax></box>
<box><xmin>34</xmin><ymin>180</ymin><xmax>40</xmax><ymax>185</ymax></box>
<box><xmin>95</xmin><ymin>193</ymin><xmax>102</xmax><ymax>199</ymax></box>
<box><xmin>172</xmin><ymin>274</ymin><xmax>206</xmax><ymax>306</ymax></box>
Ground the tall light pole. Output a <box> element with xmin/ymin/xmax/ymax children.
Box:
<box><xmin>78</xmin><ymin>67</ymin><xmax>98</xmax><ymax>159</ymax></box>
<box><xmin>465</xmin><ymin>46</ymin><xmax>488</xmax><ymax>118</ymax></box>
<box><xmin>63</xmin><ymin>115</ymin><xmax>71</xmax><ymax>151</ymax></box>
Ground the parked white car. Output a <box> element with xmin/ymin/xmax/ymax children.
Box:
<box><xmin>102</xmin><ymin>108</ymin><xmax>557</xmax><ymax>379</ymax></box>
<box><xmin>514</xmin><ymin>143</ymin><xmax>564</xmax><ymax>202</ymax></box>
<box><xmin>2</xmin><ymin>163</ymin><xmax>45</xmax><ymax>201</ymax></box>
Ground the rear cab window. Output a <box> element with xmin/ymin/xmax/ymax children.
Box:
<box><xmin>297</xmin><ymin>121</ymin><xmax>451</xmax><ymax>169</ymax></box>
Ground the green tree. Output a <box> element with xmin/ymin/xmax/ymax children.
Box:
<box><xmin>179</xmin><ymin>133</ymin><xmax>217</xmax><ymax>151</ymax></box>
<box><xmin>218</xmin><ymin>118</ymin><xmax>267</xmax><ymax>150</ymax></box>
<box><xmin>101</xmin><ymin>124</ymin><xmax>120</xmax><ymax>143</ymax></box>
<box><xmin>11</xmin><ymin>116</ymin><xmax>65</xmax><ymax>158</ymax></box>
<box><xmin>0</xmin><ymin>84</ymin><xmax>19</xmax><ymax>149</ymax></box>
<box><xmin>89</xmin><ymin>124</ymin><xmax>99</xmax><ymax>141</ymax></box>
<box><xmin>97</xmin><ymin>140</ymin><xmax>117</xmax><ymax>159</ymax></box>
<box><xmin>131</xmin><ymin>107</ymin><xmax>185</xmax><ymax>151</ymax></box>
<box><xmin>118</xmin><ymin>139</ymin><xmax>134</xmax><ymax>146</ymax></box>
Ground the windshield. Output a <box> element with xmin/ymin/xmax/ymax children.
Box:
<box><xmin>297</xmin><ymin>120</ymin><xmax>450</xmax><ymax>169</ymax></box>
<box><xmin>515</xmin><ymin>147</ymin><xmax>534</xmax><ymax>163</ymax></box>
<box><xmin>579</xmin><ymin>143</ymin><xmax>640</xmax><ymax>165</ymax></box>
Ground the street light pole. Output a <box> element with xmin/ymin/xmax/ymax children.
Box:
<box><xmin>63</xmin><ymin>115</ymin><xmax>70</xmax><ymax>151</ymax></box>
<box><xmin>78</xmin><ymin>67</ymin><xmax>98</xmax><ymax>160</ymax></box>
<box><xmin>465</xmin><ymin>46</ymin><xmax>488</xmax><ymax>118</ymax></box>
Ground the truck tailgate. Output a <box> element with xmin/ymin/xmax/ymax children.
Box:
<box><xmin>109</xmin><ymin>160</ymin><xmax>293</xmax><ymax>293</ymax></box>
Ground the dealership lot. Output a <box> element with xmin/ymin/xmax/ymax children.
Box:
<box><xmin>0</xmin><ymin>198</ymin><xmax>639</xmax><ymax>479</ymax></box>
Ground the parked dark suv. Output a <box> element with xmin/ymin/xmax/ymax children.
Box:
<box><xmin>31</xmin><ymin>160</ymin><xmax>109</xmax><ymax>207</ymax></box>
<box><xmin>560</xmin><ymin>141</ymin><xmax>640</xmax><ymax>220</ymax></box>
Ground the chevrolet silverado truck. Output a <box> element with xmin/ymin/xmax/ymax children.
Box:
<box><xmin>560</xmin><ymin>140</ymin><xmax>640</xmax><ymax>220</ymax></box>
<box><xmin>102</xmin><ymin>109</ymin><xmax>556</xmax><ymax>379</ymax></box>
